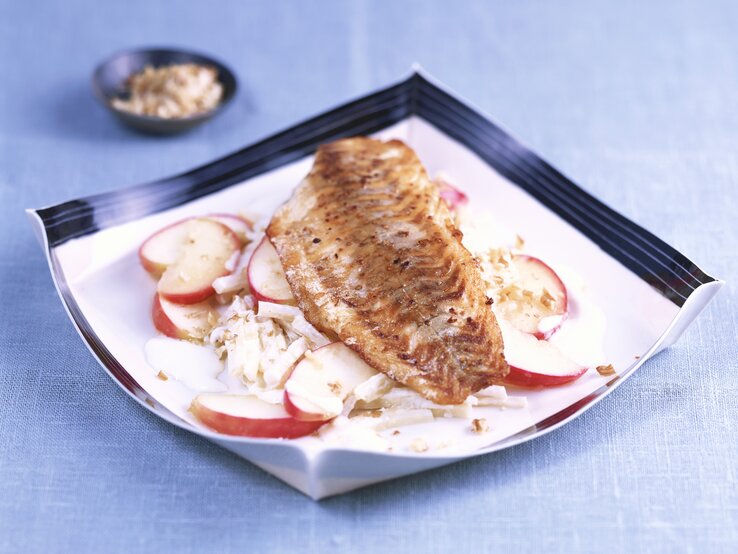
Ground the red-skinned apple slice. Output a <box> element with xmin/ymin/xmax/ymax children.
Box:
<box><xmin>498</xmin><ymin>255</ymin><xmax>568</xmax><ymax>340</ymax></box>
<box><xmin>152</xmin><ymin>294</ymin><xmax>217</xmax><ymax>340</ymax></box>
<box><xmin>206</xmin><ymin>213</ymin><xmax>253</xmax><ymax>244</ymax></box>
<box><xmin>247</xmin><ymin>237</ymin><xmax>295</xmax><ymax>304</ymax></box>
<box><xmin>140</xmin><ymin>215</ymin><xmax>250</xmax><ymax>276</ymax></box>
<box><xmin>284</xmin><ymin>343</ymin><xmax>378</xmax><ymax>422</ymax></box>
<box><xmin>500</xmin><ymin>320</ymin><xmax>587</xmax><ymax>388</ymax></box>
<box><xmin>191</xmin><ymin>394</ymin><xmax>325</xmax><ymax>438</ymax></box>
<box><xmin>139</xmin><ymin>217</ymin><xmax>195</xmax><ymax>277</ymax></box>
<box><xmin>157</xmin><ymin>219</ymin><xmax>241</xmax><ymax>304</ymax></box>
<box><xmin>435</xmin><ymin>177</ymin><xmax>469</xmax><ymax>209</ymax></box>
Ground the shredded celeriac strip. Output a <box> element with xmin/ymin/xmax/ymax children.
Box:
<box><xmin>348</xmin><ymin>408</ymin><xmax>436</xmax><ymax>431</ymax></box>
<box><xmin>257</xmin><ymin>301</ymin><xmax>330</xmax><ymax>348</ymax></box>
<box><xmin>353</xmin><ymin>387</ymin><xmax>476</xmax><ymax>418</ymax></box>
<box><xmin>212</xmin><ymin>223</ymin><xmax>263</xmax><ymax>295</ymax></box>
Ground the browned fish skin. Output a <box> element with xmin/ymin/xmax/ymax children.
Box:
<box><xmin>267</xmin><ymin>137</ymin><xmax>508</xmax><ymax>404</ymax></box>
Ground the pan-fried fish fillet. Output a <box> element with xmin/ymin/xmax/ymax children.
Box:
<box><xmin>267</xmin><ymin>137</ymin><xmax>508</xmax><ymax>404</ymax></box>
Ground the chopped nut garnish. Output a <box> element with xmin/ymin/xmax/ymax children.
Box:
<box><xmin>471</xmin><ymin>418</ymin><xmax>489</xmax><ymax>433</ymax></box>
<box><xmin>409</xmin><ymin>438</ymin><xmax>429</xmax><ymax>452</ymax></box>
<box><xmin>111</xmin><ymin>63</ymin><xmax>223</xmax><ymax>119</ymax></box>
<box><xmin>540</xmin><ymin>288</ymin><xmax>557</xmax><ymax>309</ymax></box>
<box><xmin>156</xmin><ymin>371</ymin><xmax>168</xmax><ymax>381</ymax></box>
<box><xmin>596</xmin><ymin>364</ymin><xmax>616</xmax><ymax>376</ymax></box>
<box><xmin>515</xmin><ymin>234</ymin><xmax>525</xmax><ymax>249</ymax></box>
<box><xmin>327</xmin><ymin>381</ymin><xmax>342</xmax><ymax>395</ymax></box>
<box><xmin>392</xmin><ymin>430</ymin><xmax>401</xmax><ymax>436</ymax></box>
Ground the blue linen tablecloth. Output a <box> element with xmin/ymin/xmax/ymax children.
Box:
<box><xmin>1</xmin><ymin>0</ymin><xmax>736</xmax><ymax>552</ymax></box>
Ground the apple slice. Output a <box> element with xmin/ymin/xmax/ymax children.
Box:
<box><xmin>247</xmin><ymin>237</ymin><xmax>295</xmax><ymax>304</ymax></box>
<box><xmin>435</xmin><ymin>177</ymin><xmax>469</xmax><ymax>209</ymax></box>
<box><xmin>191</xmin><ymin>394</ymin><xmax>325</xmax><ymax>438</ymax></box>
<box><xmin>140</xmin><ymin>215</ymin><xmax>251</xmax><ymax>276</ymax></box>
<box><xmin>497</xmin><ymin>255</ymin><xmax>568</xmax><ymax>339</ymax></box>
<box><xmin>206</xmin><ymin>213</ymin><xmax>253</xmax><ymax>244</ymax></box>
<box><xmin>152</xmin><ymin>294</ymin><xmax>217</xmax><ymax>340</ymax></box>
<box><xmin>157</xmin><ymin>219</ymin><xmax>241</xmax><ymax>304</ymax></box>
<box><xmin>139</xmin><ymin>218</ymin><xmax>195</xmax><ymax>277</ymax></box>
<box><xmin>284</xmin><ymin>343</ymin><xmax>378</xmax><ymax>422</ymax></box>
<box><xmin>500</xmin><ymin>320</ymin><xmax>587</xmax><ymax>388</ymax></box>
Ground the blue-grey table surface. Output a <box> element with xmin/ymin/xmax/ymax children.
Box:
<box><xmin>1</xmin><ymin>0</ymin><xmax>736</xmax><ymax>552</ymax></box>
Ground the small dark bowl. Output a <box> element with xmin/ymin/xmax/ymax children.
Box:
<box><xmin>92</xmin><ymin>47</ymin><xmax>237</xmax><ymax>135</ymax></box>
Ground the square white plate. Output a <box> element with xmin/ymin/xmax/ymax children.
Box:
<box><xmin>28</xmin><ymin>71</ymin><xmax>723</xmax><ymax>499</ymax></box>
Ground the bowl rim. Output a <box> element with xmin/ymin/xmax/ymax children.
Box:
<box><xmin>91</xmin><ymin>45</ymin><xmax>238</xmax><ymax>124</ymax></box>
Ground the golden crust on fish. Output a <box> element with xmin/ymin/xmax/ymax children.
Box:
<box><xmin>267</xmin><ymin>137</ymin><xmax>508</xmax><ymax>404</ymax></box>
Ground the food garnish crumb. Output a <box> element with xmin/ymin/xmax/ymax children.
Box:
<box><xmin>515</xmin><ymin>234</ymin><xmax>525</xmax><ymax>249</ymax></box>
<box><xmin>156</xmin><ymin>371</ymin><xmax>168</xmax><ymax>381</ymax></box>
<box><xmin>596</xmin><ymin>364</ymin><xmax>616</xmax><ymax>376</ymax></box>
<box><xmin>112</xmin><ymin>63</ymin><xmax>223</xmax><ymax>119</ymax></box>
<box><xmin>392</xmin><ymin>430</ymin><xmax>401</xmax><ymax>436</ymax></box>
<box><xmin>409</xmin><ymin>438</ymin><xmax>429</xmax><ymax>452</ymax></box>
<box><xmin>471</xmin><ymin>418</ymin><xmax>489</xmax><ymax>434</ymax></box>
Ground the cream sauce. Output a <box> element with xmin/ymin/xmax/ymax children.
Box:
<box><xmin>145</xmin><ymin>337</ymin><xmax>226</xmax><ymax>392</ymax></box>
